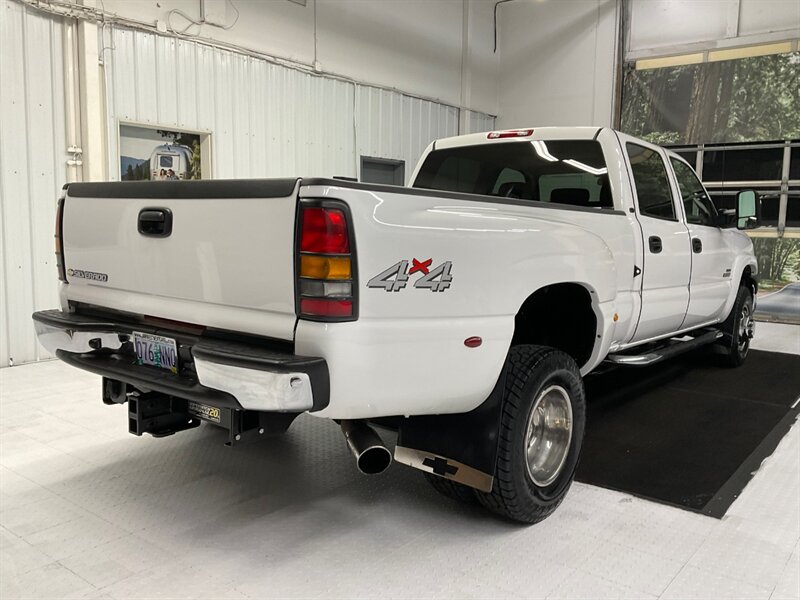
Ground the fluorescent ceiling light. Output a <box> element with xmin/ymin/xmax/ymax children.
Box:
<box><xmin>709</xmin><ymin>41</ymin><xmax>794</xmax><ymax>62</ymax></box>
<box><xmin>563</xmin><ymin>159</ymin><xmax>607</xmax><ymax>176</ymax></box>
<box><xmin>636</xmin><ymin>53</ymin><xmax>704</xmax><ymax>70</ymax></box>
<box><xmin>531</xmin><ymin>140</ymin><xmax>558</xmax><ymax>162</ymax></box>
<box><xmin>636</xmin><ymin>40</ymin><xmax>798</xmax><ymax>71</ymax></box>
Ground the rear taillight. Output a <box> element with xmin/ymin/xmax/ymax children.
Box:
<box><xmin>55</xmin><ymin>195</ymin><xmax>67</xmax><ymax>282</ymax></box>
<box><xmin>297</xmin><ymin>203</ymin><xmax>357</xmax><ymax>321</ymax></box>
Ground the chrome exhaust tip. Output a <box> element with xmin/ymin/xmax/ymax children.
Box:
<box><xmin>340</xmin><ymin>420</ymin><xmax>392</xmax><ymax>475</ymax></box>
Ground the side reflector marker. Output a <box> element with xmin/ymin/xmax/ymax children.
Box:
<box><xmin>464</xmin><ymin>336</ymin><xmax>482</xmax><ymax>348</ymax></box>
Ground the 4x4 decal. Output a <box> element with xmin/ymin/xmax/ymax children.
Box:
<box><xmin>367</xmin><ymin>258</ymin><xmax>453</xmax><ymax>292</ymax></box>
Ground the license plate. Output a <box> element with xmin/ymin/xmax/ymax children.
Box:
<box><xmin>133</xmin><ymin>332</ymin><xmax>178</xmax><ymax>373</ymax></box>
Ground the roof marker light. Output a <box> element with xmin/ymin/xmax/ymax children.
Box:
<box><xmin>487</xmin><ymin>129</ymin><xmax>534</xmax><ymax>139</ymax></box>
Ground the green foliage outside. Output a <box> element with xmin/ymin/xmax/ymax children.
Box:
<box><xmin>621</xmin><ymin>52</ymin><xmax>800</xmax><ymax>145</ymax></box>
<box><xmin>121</xmin><ymin>159</ymin><xmax>151</xmax><ymax>181</ymax></box>
<box><xmin>189</xmin><ymin>139</ymin><xmax>202</xmax><ymax>180</ymax></box>
<box><xmin>753</xmin><ymin>238</ymin><xmax>800</xmax><ymax>292</ymax></box>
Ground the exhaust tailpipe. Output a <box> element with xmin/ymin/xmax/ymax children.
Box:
<box><xmin>340</xmin><ymin>420</ymin><xmax>392</xmax><ymax>475</ymax></box>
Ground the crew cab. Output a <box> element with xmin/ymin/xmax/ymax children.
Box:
<box><xmin>33</xmin><ymin>127</ymin><xmax>759</xmax><ymax>523</ymax></box>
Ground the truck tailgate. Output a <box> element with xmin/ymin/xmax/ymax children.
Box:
<box><xmin>61</xmin><ymin>179</ymin><xmax>300</xmax><ymax>341</ymax></box>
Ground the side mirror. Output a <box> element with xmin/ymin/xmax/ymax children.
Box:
<box><xmin>736</xmin><ymin>190</ymin><xmax>759</xmax><ymax>230</ymax></box>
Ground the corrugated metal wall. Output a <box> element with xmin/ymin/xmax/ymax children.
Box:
<box><xmin>0</xmin><ymin>17</ymin><xmax>494</xmax><ymax>367</ymax></box>
<box><xmin>464</xmin><ymin>109</ymin><xmax>496</xmax><ymax>136</ymax></box>
<box><xmin>105</xmin><ymin>27</ymin><xmax>494</xmax><ymax>184</ymax></box>
<box><xmin>355</xmin><ymin>85</ymin><xmax>459</xmax><ymax>180</ymax></box>
<box><xmin>0</xmin><ymin>0</ymin><xmax>67</xmax><ymax>366</ymax></box>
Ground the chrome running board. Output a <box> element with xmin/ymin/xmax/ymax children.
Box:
<box><xmin>606</xmin><ymin>330</ymin><xmax>723</xmax><ymax>367</ymax></box>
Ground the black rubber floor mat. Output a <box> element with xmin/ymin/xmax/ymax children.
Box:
<box><xmin>576</xmin><ymin>350</ymin><xmax>800</xmax><ymax>518</ymax></box>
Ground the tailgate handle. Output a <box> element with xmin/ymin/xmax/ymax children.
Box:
<box><xmin>138</xmin><ymin>208</ymin><xmax>172</xmax><ymax>237</ymax></box>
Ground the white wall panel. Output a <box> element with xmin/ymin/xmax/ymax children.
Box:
<box><xmin>106</xmin><ymin>28</ymin><xmax>358</xmax><ymax>181</ymax></box>
<box><xmin>739</xmin><ymin>0</ymin><xmax>800</xmax><ymax>37</ymax></box>
<box><xmin>628</xmin><ymin>0</ymin><xmax>800</xmax><ymax>56</ymax></box>
<box><xmin>354</xmin><ymin>86</ymin><xmax>462</xmax><ymax>183</ymax></box>
<box><xmin>105</xmin><ymin>27</ymin><xmax>486</xmax><ymax>185</ymax></box>
<box><xmin>0</xmin><ymin>0</ymin><xmax>67</xmax><ymax>366</ymax></box>
<box><xmin>463</xmin><ymin>109</ymin><xmax>496</xmax><ymax>135</ymax></box>
<box><xmin>497</xmin><ymin>0</ymin><xmax>618</xmax><ymax>129</ymax></box>
<box><xmin>629</xmin><ymin>0</ymin><xmax>735</xmax><ymax>51</ymax></box>
<box><xmin>98</xmin><ymin>0</ymin><xmax>499</xmax><ymax>114</ymax></box>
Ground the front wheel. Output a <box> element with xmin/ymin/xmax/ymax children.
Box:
<box><xmin>476</xmin><ymin>345</ymin><xmax>586</xmax><ymax>524</ymax></box>
<box><xmin>719</xmin><ymin>285</ymin><xmax>755</xmax><ymax>367</ymax></box>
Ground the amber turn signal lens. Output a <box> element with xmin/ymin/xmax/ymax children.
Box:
<box><xmin>300</xmin><ymin>255</ymin><xmax>351</xmax><ymax>280</ymax></box>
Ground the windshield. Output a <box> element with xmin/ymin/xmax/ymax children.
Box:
<box><xmin>413</xmin><ymin>140</ymin><xmax>613</xmax><ymax>209</ymax></box>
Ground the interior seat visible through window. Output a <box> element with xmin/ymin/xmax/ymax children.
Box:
<box><xmin>413</xmin><ymin>139</ymin><xmax>615</xmax><ymax>211</ymax></box>
<box><xmin>497</xmin><ymin>181</ymin><xmax>528</xmax><ymax>199</ymax></box>
<box><xmin>550</xmin><ymin>188</ymin><xmax>591</xmax><ymax>207</ymax></box>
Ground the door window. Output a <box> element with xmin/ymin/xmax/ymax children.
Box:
<box><xmin>670</xmin><ymin>158</ymin><xmax>718</xmax><ymax>226</ymax></box>
<box><xmin>626</xmin><ymin>144</ymin><xmax>676</xmax><ymax>221</ymax></box>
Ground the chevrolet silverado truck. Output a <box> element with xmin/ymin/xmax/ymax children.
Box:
<box><xmin>33</xmin><ymin>127</ymin><xmax>760</xmax><ymax>523</ymax></box>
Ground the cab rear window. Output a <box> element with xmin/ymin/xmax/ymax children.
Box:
<box><xmin>413</xmin><ymin>140</ymin><xmax>613</xmax><ymax>209</ymax></box>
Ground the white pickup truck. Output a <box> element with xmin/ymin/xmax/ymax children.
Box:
<box><xmin>34</xmin><ymin>127</ymin><xmax>759</xmax><ymax>523</ymax></box>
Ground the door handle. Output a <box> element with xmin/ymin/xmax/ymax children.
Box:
<box><xmin>648</xmin><ymin>236</ymin><xmax>662</xmax><ymax>254</ymax></box>
<box><xmin>692</xmin><ymin>237</ymin><xmax>703</xmax><ymax>253</ymax></box>
<box><xmin>138</xmin><ymin>208</ymin><xmax>173</xmax><ymax>237</ymax></box>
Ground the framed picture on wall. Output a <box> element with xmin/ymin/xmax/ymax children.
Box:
<box><xmin>119</xmin><ymin>123</ymin><xmax>212</xmax><ymax>181</ymax></box>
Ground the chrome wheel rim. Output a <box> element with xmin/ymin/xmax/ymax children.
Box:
<box><xmin>738</xmin><ymin>301</ymin><xmax>754</xmax><ymax>354</ymax></box>
<box><xmin>525</xmin><ymin>385</ymin><xmax>573</xmax><ymax>487</ymax></box>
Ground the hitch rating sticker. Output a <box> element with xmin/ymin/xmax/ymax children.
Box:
<box><xmin>367</xmin><ymin>258</ymin><xmax>453</xmax><ymax>292</ymax></box>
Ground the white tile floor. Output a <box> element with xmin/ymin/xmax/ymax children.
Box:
<box><xmin>1</xmin><ymin>326</ymin><xmax>798</xmax><ymax>599</ymax></box>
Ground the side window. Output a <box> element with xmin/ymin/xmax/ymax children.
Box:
<box><xmin>670</xmin><ymin>158</ymin><xmax>718</xmax><ymax>226</ymax></box>
<box><xmin>626</xmin><ymin>143</ymin><xmax>676</xmax><ymax>221</ymax></box>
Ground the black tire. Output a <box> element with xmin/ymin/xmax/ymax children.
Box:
<box><xmin>719</xmin><ymin>285</ymin><xmax>755</xmax><ymax>367</ymax></box>
<box><xmin>475</xmin><ymin>345</ymin><xmax>586</xmax><ymax>524</ymax></box>
<box><xmin>424</xmin><ymin>472</ymin><xmax>479</xmax><ymax>504</ymax></box>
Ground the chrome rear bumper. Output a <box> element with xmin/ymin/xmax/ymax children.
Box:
<box><xmin>32</xmin><ymin>309</ymin><xmax>329</xmax><ymax>413</ymax></box>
